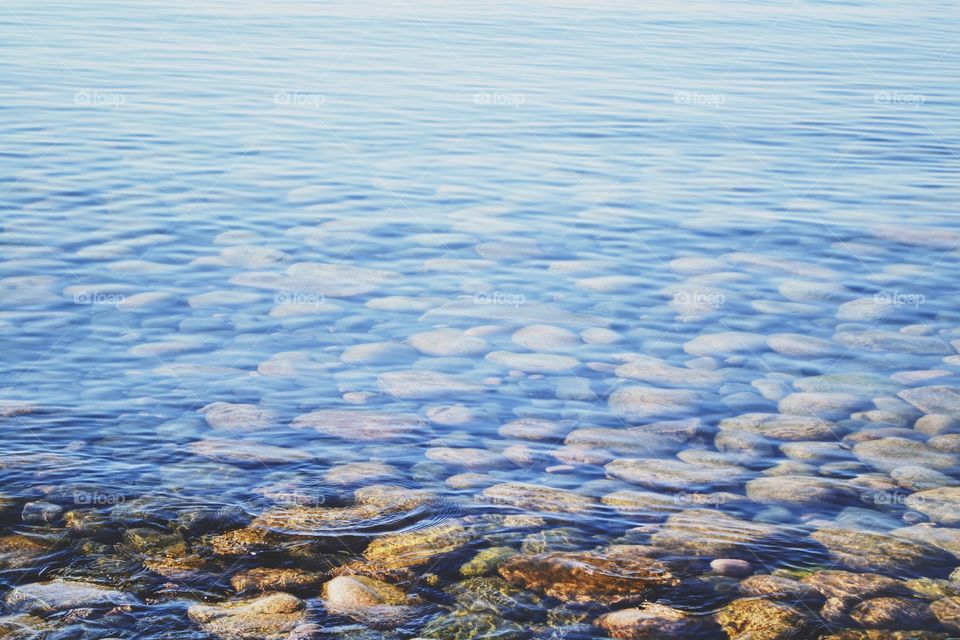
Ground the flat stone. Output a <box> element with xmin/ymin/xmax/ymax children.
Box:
<box><xmin>767</xmin><ymin>333</ymin><xmax>838</xmax><ymax>357</ymax></box>
<box><xmin>853</xmin><ymin>437</ymin><xmax>957</xmax><ymax>473</ymax></box>
<box><xmin>291</xmin><ymin>410</ymin><xmax>422</xmax><ymax>441</ymax></box>
<box><xmin>426</xmin><ymin>447</ymin><xmax>511</xmax><ymax>470</ymax></box>
<box><xmin>905</xmin><ymin>487</ymin><xmax>960</xmax><ymax>525</ymax></box>
<box><xmin>188</xmin><ymin>439</ymin><xmax>314</xmax><ymax>465</ymax></box>
<box><xmin>6</xmin><ymin>579</ymin><xmax>136</xmax><ymax>613</ymax></box>
<box><xmin>614</xmin><ymin>355</ymin><xmax>723</xmax><ymax>388</ymax></box>
<box><xmin>835</xmin><ymin>331</ymin><xmax>953</xmax><ymax>355</ymax></box>
<box><xmin>893</xmin><ymin>524</ymin><xmax>960</xmax><ymax>559</ymax></box>
<box><xmin>485</xmin><ymin>351</ymin><xmax>579</xmax><ymax>373</ymax></box>
<box><xmin>408</xmin><ymin>329</ymin><xmax>488</xmax><ymax>356</ymax></box>
<box><xmin>609</xmin><ymin>387</ymin><xmax>701</xmax><ymax>421</ymax></box>
<box><xmin>719</xmin><ymin>413</ymin><xmax>838</xmax><ymax>441</ymax></box>
<box><xmin>650</xmin><ymin>510</ymin><xmax>782</xmax><ymax>558</ymax></box>
<box><xmin>899</xmin><ymin>386</ymin><xmax>960</xmax><ymax>417</ymax></box>
<box><xmin>682</xmin><ymin>331</ymin><xmax>768</xmax><ymax>358</ymax></box>
<box><xmin>200</xmin><ymin>402</ymin><xmax>276</xmax><ymax>433</ymax></box>
<box><xmin>341</xmin><ymin>341</ymin><xmax>416</xmax><ymax>365</ymax></box>
<box><xmin>231</xmin><ymin>262</ymin><xmax>396</xmax><ymax>298</ymax></box>
<box><xmin>187</xmin><ymin>593</ymin><xmax>307</xmax><ymax>640</ymax></box>
<box><xmin>377</xmin><ymin>370</ymin><xmax>484</xmax><ymax>398</ymax></box>
<box><xmin>421</xmin><ymin>299</ymin><xmax>608</xmax><ymax>327</ymax></box>
<box><xmin>837</xmin><ymin>297</ymin><xmax>899</xmax><ymax>322</ymax></box>
<box><xmin>606</xmin><ymin>458</ymin><xmax>747</xmax><ymax>491</ymax></box>
<box><xmin>511</xmin><ymin>324</ymin><xmax>579</xmax><ymax>351</ymax></box>
<box><xmin>778</xmin><ymin>392</ymin><xmax>864</xmax><ymax>420</ymax></box>
<box><xmin>724</xmin><ymin>251</ymin><xmax>839</xmax><ymax>279</ymax></box>
<box><xmin>795</xmin><ymin>373</ymin><xmax>901</xmax><ymax>396</ymax></box>
<box><xmin>324</xmin><ymin>462</ymin><xmax>399</xmax><ymax>485</ymax></box>
<box><xmin>891</xmin><ymin>465</ymin><xmax>958</xmax><ymax>491</ymax></box>
<box><xmin>564</xmin><ymin>427</ymin><xmax>683</xmax><ymax>457</ymax></box>
<box><xmin>498</xmin><ymin>417</ymin><xmax>570</xmax><ymax>441</ymax></box>
<box><xmin>746</xmin><ymin>476</ymin><xmax>856</xmax><ymax>506</ymax></box>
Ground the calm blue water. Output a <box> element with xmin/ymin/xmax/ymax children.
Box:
<box><xmin>1</xmin><ymin>0</ymin><xmax>959</xmax><ymax>637</ymax></box>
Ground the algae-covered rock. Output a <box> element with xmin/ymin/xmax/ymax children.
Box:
<box><xmin>930</xmin><ymin>596</ymin><xmax>960</xmax><ymax>631</ymax></box>
<box><xmin>253</xmin><ymin>485</ymin><xmax>435</xmax><ymax>534</ymax></box>
<box><xmin>848</xmin><ymin>596</ymin><xmax>933</xmax><ymax>629</ymax></box>
<box><xmin>715</xmin><ymin>597</ymin><xmax>812</xmax><ymax>640</ymax></box>
<box><xmin>498</xmin><ymin>546</ymin><xmax>677</xmax><ymax>606</ymax></box>
<box><xmin>418</xmin><ymin>610</ymin><xmax>526</xmax><ymax>640</ymax></box>
<box><xmin>460</xmin><ymin>547</ymin><xmax>516</xmax><ymax>577</ymax></box>
<box><xmin>738</xmin><ymin>574</ymin><xmax>822</xmax><ymax>603</ymax></box>
<box><xmin>597</xmin><ymin>603</ymin><xmax>715</xmax><ymax>639</ymax></box>
<box><xmin>0</xmin><ymin>535</ymin><xmax>49</xmax><ymax>570</ymax></box>
<box><xmin>446</xmin><ymin>576</ymin><xmax>543</xmax><ymax>621</ymax></box>
<box><xmin>363</xmin><ymin>522</ymin><xmax>471</xmax><ymax>568</ymax></box>
<box><xmin>230</xmin><ymin>568</ymin><xmax>322</xmax><ymax>594</ymax></box>
<box><xmin>482</xmin><ymin>482</ymin><xmax>595</xmax><ymax>513</ymax></box>
<box><xmin>821</xmin><ymin>630</ymin><xmax>946</xmax><ymax>640</ymax></box>
<box><xmin>801</xmin><ymin>570</ymin><xmax>905</xmax><ymax>602</ymax></box>
<box><xmin>811</xmin><ymin>526</ymin><xmax>953</xmax><ymax>575</ymax></box>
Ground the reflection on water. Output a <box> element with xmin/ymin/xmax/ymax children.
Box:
<box><xmin>1</xmin><ymin>0</ymin><xmax>959</xmax><ymax>638</ymax></box>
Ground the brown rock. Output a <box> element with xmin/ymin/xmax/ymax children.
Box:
<box><xmin>498</xmin><ymin>546</ymin><xmax>677</xmax><ymax>606</ymax></box>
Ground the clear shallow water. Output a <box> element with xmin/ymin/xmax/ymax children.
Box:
<box><xmin>1</xmin><ymin>0</ymin><xmax>959</xmax><ymax>638</ymax></box>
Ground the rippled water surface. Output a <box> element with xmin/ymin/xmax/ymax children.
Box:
<box><xmin>2</xmin><ymin>0</ymin><xmax>960</xmax><ymax>638</ymax></box>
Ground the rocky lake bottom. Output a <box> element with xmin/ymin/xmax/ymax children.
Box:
<box><xmin>2</xmin><ymin>0</ymin><xmax>960</xmax><ymax>638</ymax></box>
